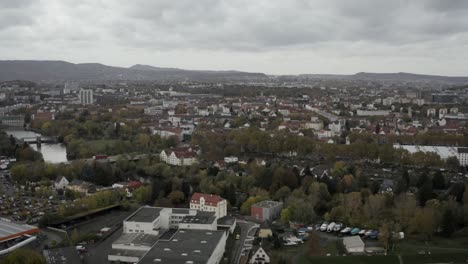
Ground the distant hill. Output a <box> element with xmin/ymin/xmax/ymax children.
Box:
<box><xmin>299</xmin><ymin>72</ymin><xmax>468</xmax><ymax>83</ymax></box>
<box><xmin>0</xmin><ymin>60</ymin><xmax>267</xmax><ymax>81</ymax></box>
<box><xmin>1</xmin><ymin>60</ymin><xmax>467</xmax><ymax>83</ymax></box>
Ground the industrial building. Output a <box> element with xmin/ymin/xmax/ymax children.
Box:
<box><xmin>108</xmin><ymin>206</ymin><xmax>233</xmax><ymax>264</ymax></box>
<box><xmin>0</xmin><ymin>218</ymin><xmax>40</xmax><ymax>256</ymax></box>
<box><xmin>251</xmin><ymin>200</ymin><xmax>283</xmax><ymax>222</ymax></box>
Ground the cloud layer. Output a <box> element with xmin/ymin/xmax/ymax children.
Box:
<box><xmin>1</xmin><ymin>0</ymin><xmax>468</xmax><ymax>75</ymax></box>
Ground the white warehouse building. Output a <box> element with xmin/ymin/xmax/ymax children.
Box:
<box><xmin>108</xmin><ymin>206</ymin><xmax>233</xmax><ymax>264</ymax></box>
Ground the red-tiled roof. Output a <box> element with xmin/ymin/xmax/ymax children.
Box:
<box><xmin>191</xmin><ymin>192</ymin><xmax>225</xmax><ymax>206</ymax></box>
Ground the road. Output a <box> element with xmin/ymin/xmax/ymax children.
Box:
<box><xmin>310</xmin><ymin>107</ymin><xmax>339</xmax><ymax>122</ymax></box>
<box><xmin>233</xmin><ymin>220</ymin><xmax>259</xmax><ymax>264</ymax></box>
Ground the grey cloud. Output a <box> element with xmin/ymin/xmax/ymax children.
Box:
<box><xmin>0</xmin><ymin>0</ymin><xmax>35</xmax><ymax>9</ymax></box>
<box><xmin>0</xmin><ymin>0</ymin><xmax>467</xmax><ymax>75</ymax></box>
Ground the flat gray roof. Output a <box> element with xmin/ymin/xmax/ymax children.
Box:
<box><xmin>217</xmin><ymin>216</ymin><xmax>236</xmax><ymax>226</ymax></box>
<box><xmin>126</xmin><ymin>207</ymin><xmax>163</xmax><ymax>223</ymax></box>
<box><xmin>172</xmin><ymin>208</ymin><xmax>190</xmax><ymax>214</ymax></box>
<box><xmin>252</xmin><ymin>200</ymin><xmax>283</xmax><ymax>209</ymax></box>
<box><xmin>109</xmin><ymin>248</ymin><xmax>147</xmax><ymax>258</ymax></box>
<box><xmin>139</xmin><ymin>229</ymin><xmax>225</xmax><ymax>264</ymax></box>
<box><xmin>113</xmin><ymin>233</ymin><xmax>160</xmax><ymax>248</ymax></box>
<box><xmin>180</xmin><ymin>215</ymin><xmax>216</xmax><ymax>225</ymax></box>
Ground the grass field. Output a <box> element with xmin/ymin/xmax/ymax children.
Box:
<box><xmin>297</xmin><ymin>255</ymin><xmax>399</xmax><ymax>264</ymax></box>
<box><xmin>272</xmin><ymin>235</ymin><xmax>468</xmax><ymax>264</ymax></box>
<box><xmin>402</xmin><ymin>253</ymin><xmax>468</xmax><ymax>264</ymax></box>
<box><xmin>297</xmin><ymin>253</ymin><xmax>468</xmax><ymax>264</ymax></box>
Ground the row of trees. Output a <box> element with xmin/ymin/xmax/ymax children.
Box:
<box><xmin>0</xmin><ymin>131</ymin><xmax>42</xmax><ymax>161</ymax></box>
<box><xmin>40</xmin><ymin>190</ymin><xmax>123</xmax><ymax>226</ymax></box>
<box><xmin>193</xmin><ymin>127</ymin><xmax>461</xmax><ymax>169</ymax></box>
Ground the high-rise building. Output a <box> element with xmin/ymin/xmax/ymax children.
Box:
<box><xmin>63</xmin><ymin>83</ymin><xmax>79</xmax><ymax>94</ymax></box>
<box><xmin>79</xmin><ymin>89</ymin><xmax>94</xmax><ymax>105</ymax></box>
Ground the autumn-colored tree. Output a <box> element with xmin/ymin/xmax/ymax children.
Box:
<box><xmin>168</xmin><ymin>191</ymin><xmax>185</xmax><ymax>206</ymax></box>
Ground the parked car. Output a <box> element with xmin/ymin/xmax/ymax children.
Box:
<box><xmin>333</xmin><ymin>223</ymin><xmax>343</xmax><ymax>232</ymax></box>
<box><xmin>320</xmin><ymin>221</ymin><xmax>330</xmax><ymax>232</ymax></box>
<box><xmin>327</xmin><ymin>222</ymin><xmax>336</xmax><ymax>232</ymax></box>
<box><xmin>350</xmin><ymin>228</ymin><xmax>361</xmax><ymax>236</ymax></box>
<box><xmin>370</xmin><ymin>230</ymin><xmax>379</xmax><ymax>239</ymax></box>
<box><xmin>364</xmin><ymin>230</ymin><xmax>373</xmax><ymax>237</ymax></box>
<box><xmin>340</xmin><ymin>227</ymin><xmax>351</xmax><ymax>235</ymax></box>
<box><xmin>358</xmin><ymin>229</ymin><xmax>367</xmax><ymax>236</ymax></box>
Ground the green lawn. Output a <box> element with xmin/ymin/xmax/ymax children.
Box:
<box><xmin>402</xmin><ymin>253</ymin><xmax>468</xmax><ymax>264</ymax></box>
<box><xmin>298</xmin><ymin>255</ymin><xmax>399</xmax><ymax>264</ymax></box>
<box><xmin>395</xmin><ymin>236</ymin><xmax>468</xmax><ymax>255</ymax></box>
<box><xmin>273</xmin><ymin>235</ymin><xmax>468</xmax><ymax>264</ymax></box>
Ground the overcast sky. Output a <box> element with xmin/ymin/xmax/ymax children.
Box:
<box><xmin>1</xmin><ymin>0</ymin><xmax>468</xmax><ymax>75</ymax></box>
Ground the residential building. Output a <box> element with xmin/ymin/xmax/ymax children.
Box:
<box><xmin>54</xmin><ymin>176</ymin><xmax>69</xmax><ymax>190</ymax></box>
<box><xmin>394</xmin><ymin>144</ymin><xmax>467</xmax><ymax>166</ymax></box>
<box><xmin>160</xmin><ymin>147</ymin><xmax>198</xmax><ymax>166</ymax></box>
<box><xmin>251</xmin><ymin>200</ymin><xmax>283</xmax><ymax>222</ymax></box>
<box><xmin>190</xmin><ymin>193</ymin><xmax>227</xmax><ymax>218</ymax></box>
<box><xmin>152</xmin><ymin>127</ymin><xmax>183</xmax><ymax>141</ymax></box>
<box><xmin>457</xmin><ymin>148</ymin><xmax>468</xmax><ymax>167</ymax></box>
<box><xmin>79</xmin><ymin>89</ymin><xmax>94</xmax><ymax>105</ymax></box>
<box><xmin>63</xmin><ymin>83</ymin><xmax>79</xmax><ymax>94</ymax></box>
<box><xmin>0</xmin><ymin>115</ymin><xmax>24</xmax><ymax>127</ymax></box>
<box><xmin>356</xmin><ymin>109</ymin><xmax>390</xmax><ymax>116</ymax></box>
<box><xmin>249</xmin><ymin>246</ymin><xmax>270</xmax><ymax>264</ymax></box>
<box><xmin>224</xmin><ymin>156</ymin><xmax>238</xmax><ymax>164</ymax></box>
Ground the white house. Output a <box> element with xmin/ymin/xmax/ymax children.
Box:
<box><xmin>160</xmin><ymin>148</ymin><xmax>198</xmax><ymax>166</ymax></box>
<box><xmin>54</xmin><ymin>176</ymin><xmax>69</xmax><ymax>190</ymax></box>
<box><xmin>249</xmin><ymin>246</ymin><xmax>270</xmax><ymax>264</ymax></box>
<box><xmin>190</xmin><ymin>193</ymin><xmax>227</xmax><ymax>219</ymax></box>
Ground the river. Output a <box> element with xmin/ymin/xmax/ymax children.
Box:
<box><xmin>4</xmin><ymin>129</ymin><xmax>68</xmax><ymax>163</ymax></box>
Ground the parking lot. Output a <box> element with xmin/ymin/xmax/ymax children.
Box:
<box><xmin>0</xmin><ymin>169</ymin><xmax>62</xmax><ymax>224</ymax></box>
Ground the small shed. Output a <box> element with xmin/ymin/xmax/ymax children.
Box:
<box><xmin>343</xmin><ymin>236</ymin><xmax>365</xmax><ymax>253</ymax></box>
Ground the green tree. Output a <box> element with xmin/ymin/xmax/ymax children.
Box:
<box><xmin>446</xmin><ymin>156</ymin><xmax>460</xmax><ymax>170</ymax></box>
<box><xmin>281</xmin><ymin>207</ymin><xmax>292</xmax><ymax>223</ymax></box>
<box><xmin>432</xmin><ymin>171</ymin><xmax>445</xmax><ymax>190</ymax></box>
<box><xmin>0</xmin><ymin>249</ymin><xmax>46</xmax><ymax>264</ymax></box>
<box><xmin>440</xmin><ymin>209</ymin><xmax>456</xmax><ymax>237</ymax></box>
<box><xmin>134</xmin><ymin>185</ymin><xmax>153</xmax><ymax>204</ymax></box>
<box><xmin>168</xmin><ymin>191</ymin><xmax>185</xmax><ymax>205</ymax></box>
<box><xmin>417</xmin><ymin>175</ymin><xmax>433</xmax><ymax>206</ymax></box>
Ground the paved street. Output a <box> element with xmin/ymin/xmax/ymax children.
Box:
<box><xmin>233</xmin><ymin>219</ymin><xmax>259</xmax><ymax>264</ymax></box>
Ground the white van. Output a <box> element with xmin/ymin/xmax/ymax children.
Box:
<box><xmin>327</xmin><ymin>222</ymin><xmax>336</xmax><ymax>232</ymax></box>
